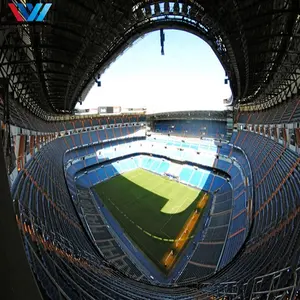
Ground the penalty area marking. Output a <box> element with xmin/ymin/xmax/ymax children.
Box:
<box><xmin>159</xmin><ymin>197</ymin><xmax>192</xmax><ymax>238</ymax></box>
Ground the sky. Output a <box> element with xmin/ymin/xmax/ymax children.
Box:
<box><xmin>76</xmin><ymin>30</ymin><xmax>232</xmax><ymax>113</ymax></box>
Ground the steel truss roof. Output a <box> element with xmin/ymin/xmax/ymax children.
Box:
<box><xmin>1</xmin><ymin>0</ymin><xmax>300</xmax><ymax>119</ymax></box>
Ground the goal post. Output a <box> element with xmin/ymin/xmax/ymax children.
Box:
<box><xmin>163</xmin><ymin>172</ymin><xmax>179</xmax><ymax>181</ymax></box>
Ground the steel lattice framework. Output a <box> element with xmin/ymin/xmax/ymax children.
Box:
<box><xmin>0</xmin><ymin>0</ymin><xmax>300</xmax><ymax>119</ymax></box>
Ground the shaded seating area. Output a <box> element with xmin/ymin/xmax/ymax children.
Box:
<box><xmin>154</xmin><ymin>119</ymin><xmax>227</xmax><ymax>139</ymax></box>
<box><xmin>205</xmin><ymin>130</ymin><xmax>300</xmax><ymax>293</ymax></box>
<box><xmin>237</xmin><ymin>96</ymin><xmax>300</xmax><ymax>125</ymax></box>
<box><xmin>178</xmin><ymin>190</ymin><xmax>232</xmax><ymax>283</ymax></box>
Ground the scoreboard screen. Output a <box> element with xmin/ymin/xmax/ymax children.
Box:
<box><xmin>107</xmin><ymin>107</ymin><xmax>113</xmax><ymax>113</ymax></box>
<box><xmin>98</xmin><ymin>106</ymin><xmax>121</xmax><ymax>114</ymax></box>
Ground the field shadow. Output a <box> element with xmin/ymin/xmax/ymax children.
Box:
<box><xmin>95</xmin><ymin>169</ymin><xmax>204</xmax><ymax>239</ymax></box>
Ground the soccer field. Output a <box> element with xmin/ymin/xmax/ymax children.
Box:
<box><xmin>94</xmin><ymin>168</ymin><xmax>208</xmax><ymax>272</ymax></box>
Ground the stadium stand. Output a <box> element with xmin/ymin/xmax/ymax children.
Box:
<box><xmin>178</xmin><ymin>190</ymin><xmax>233</xmax><ymax>283</ymax></box>
<box><xmin>237</xmin><ymin>96</ymin><xmax>300</xmax><ymax>125</ymax></box>
<box><xmin>2</xmin><ymin>1</ymin><xmax>300</xmax><ymax>299</ymax></box>
<box><xmin>5</xmin><ymin>113</ymin><xmax>300</xmax><ymax>299</ymax></box>
<box><xmin>154</xmin><ymin>120</ymin><xmax>227</xmax><ymax>139</ymax></box>
<box><xmin>4</xmin><ymin>108</ymin><xmax>256</xmax><ymax>299</ymax></box>
<box><xmin>11</xmin><ymin>122</ymin><xmax>249</xmax><ymax>289</ymax></box>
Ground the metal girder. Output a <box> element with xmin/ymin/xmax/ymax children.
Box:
<box><xmin>0</xmin><ymin>28</ymin><xmax>45</xmax><ymax>116</ymax></box>
<box><xmin>1</xmin><ymin>43</ymin><xmax>78</xmax><ymax>56</ymax></box>
<box><xmin>238</xmin><ymin>0</ymin><xmax>300</xmax><ymax>109</ymax></box>
<box><xmin>251</xmin><ymin>22</ymin><xmax>300</xmax><ymax>106</ymax></box>
<box><xmin>1</xmin><ymin>59</ymin><xmax>73</xmax><ymax>67</ymax></box>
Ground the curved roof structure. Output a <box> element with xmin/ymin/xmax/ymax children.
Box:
<box><xmin>1</xmin><ymin>0</ymin><xmax>299</xmax><ymax>118</ymax></box>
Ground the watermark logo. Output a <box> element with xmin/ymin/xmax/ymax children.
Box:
<box><xmin>8</xmin><ymin>2</ymin><xmax>52</xmax><ymax>22</ymax></box>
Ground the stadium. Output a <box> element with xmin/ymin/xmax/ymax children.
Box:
<box><xmin>1</xmin><ymin>1</ymin><xmax>300</xmax><ymax>300</ymax></box>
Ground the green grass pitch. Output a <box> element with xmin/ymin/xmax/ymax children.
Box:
<box><xmin>94</xmin><ymin>168</ymin><xmax>207</xmax><ymax>271</ymax></box>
